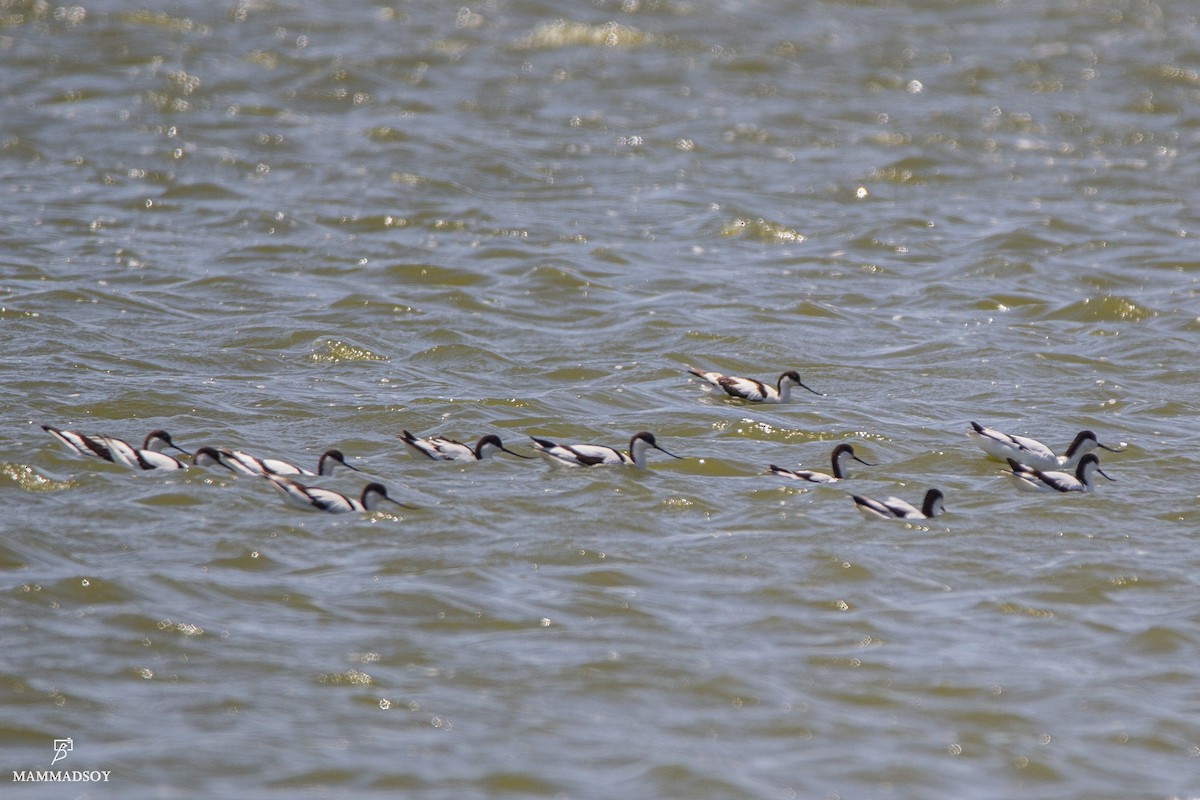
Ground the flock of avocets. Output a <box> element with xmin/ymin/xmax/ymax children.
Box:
<box><xmin>40</xmin><ymin>366</ymin><xmax>1125</xmax><ymax>520</ymax></box>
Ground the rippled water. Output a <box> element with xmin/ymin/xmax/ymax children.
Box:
<box><xmin>3</xmin><ymin>1</ymin><xmax>1200</xmax><ymax>797</ymax></box>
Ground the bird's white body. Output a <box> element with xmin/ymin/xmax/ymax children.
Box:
<box><xmin>687</xmin><ymin>366</ymin><xmax>822</xmax><ymax>403</ymax></box>
<box><xmin>267</xmin><ymin>475</ymin><xmax>405</xmax><ymax>513</ymax></box>
<box><xmin>193</xmin><ymin>447</ymin><xmax>356</xmax><ymax>477</ymax></box>
<box><xmin>530</xmin><ymin>431</ymin><xmax>681</xmax><ymax>469</ymax></box>
<box><xmin>769</xmin><ymin>443</ymin><xmax>872</xmax><ymax>484</ymax></box>
<box><xmin>43</xmin><ymin>425</ymin><xmax>190</xmax><ymax>471</ymax></box>
<box><xmin>1005</xmin><ymin>454</ymin><xmax>1114</xmax><ymax>493</ymax></box>
<box><xmin>853</xmin><ymin>489</ymin><xmax>946</xmax><ymax>520</ymax></box>
<box><xmin>967</xmin><ymin>421</ymin><xmax>1122</xmax><ymax>471</ymax></box>
<box><xmin>399</xmin><ymin>430</ymin><xmax>528</xmax><ymax>462</ymax></box>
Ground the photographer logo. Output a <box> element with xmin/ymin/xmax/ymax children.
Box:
<box><xmin>10</xmin><ymin>738</ymin><xmax>110</xmax><ymax>784</ymax></box>
<box><xmin>52</xmin><ymin>738</ymin><xmax>72</xmax><ymax>766</ymax></box>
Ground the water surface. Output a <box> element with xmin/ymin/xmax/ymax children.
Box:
<box><xmin>2</xmin><ymin>1</ymin><xmax>1200</xmax><ymax>798</ymax></box>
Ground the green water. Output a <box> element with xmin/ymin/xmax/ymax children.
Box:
<box><xmin>3</xmin><ymin>1</ymin><xmax>1199</xmax><ymax>798</ymax></box>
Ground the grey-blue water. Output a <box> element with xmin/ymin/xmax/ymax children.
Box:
<box><xmin>2</xmin><ymin>1</ymin><xmax>1199</xmax><ymax>797</ymax></box>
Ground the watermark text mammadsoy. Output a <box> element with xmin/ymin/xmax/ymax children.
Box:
<box><xmin>12</xmin><ymin>770</ymin><xmax>112</xmax><ymax>782</ymax></box>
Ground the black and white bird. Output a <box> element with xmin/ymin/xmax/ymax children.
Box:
<box><xmin>43</xmin><ymin>425</ymin><xmax>190</xmax><ymax>471</ymax></box>
<box><xmin>967</xmin><ymin>421</ymin><xmax>1123</xmax><ymax>471</ymax></box>
<box><xmin>1004</xmin><ymin>454</ymin><xmax>1115</xmax><ymax>493</ymax></box>
<box><xmin>192</xmin><ymin>446</ymin><xmax>358</xmax><ymax>477</ymax></box>
<box><xmin>768</xmin><ymin>443</ymin><xmax>873</xmax><ymax>484</ymax></box>
<box><xmin>852</xmin><ymin>488</ymin><xmax>946</xmax><ymax>520</ymax></box>
<box><xmin>687</xmin><ymin>366</ymin><xmax>823</xmax><ymax>403</ymax></box>
<box><xmin>266</xmin><ymin>475</ymin><xmax>409</xmax><ymax>514</ymax></box>
<box><xmin>530</xmin><ymin>431</ymin><xmax>682</xmax><ymax>469</ymax></box>
<box><xmin>399</xmin><ymin>430</ymin><xmax>530</xmax><ymax>462</ymax></box>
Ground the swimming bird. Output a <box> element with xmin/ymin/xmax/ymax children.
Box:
<box><xmin>43</xmin><ymin>425</ymin><xmax>190</xmax><ymax>470</ymax></box>
<box><xmin>852</xmin><ymin>488</ymin><xmax>946</xmax><ymax>520</ymax></box>
<box><xmin>266</xmin><ymin>475</ymin><xmax>409</xmax><ymax>514</ymax></box>
<box><xmin>686</xmin><ymin>366</ymin><xmax>823</xmax><ymax>403</ymax></box>
<box><xmin>768</xmin><ymin>443</ymin><xmax>873</xmax><ymax>484</ymax></box>
<box><xmin>399</xmin><ymin>430</ymin><xmax>531</xmax><ymax>462</ymax></box>
<box><xmin>529</xmin><ymin>431</ymin><xmax>682</xmax><ymax>468</ymax></box>
<box><xmin>192</xmin><ymin>446</ymin><xmax>358</xmax><ymax>477</ymax></box>
<box><xmin>967</xmin><ymin>421</ymin><xmax>1123</xmax><ymax>471</ymax></box>
<box><xmin>1004</xmin><ymin>454</ymin><xmax>1115</xmax><ymax>493</ymax></box>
